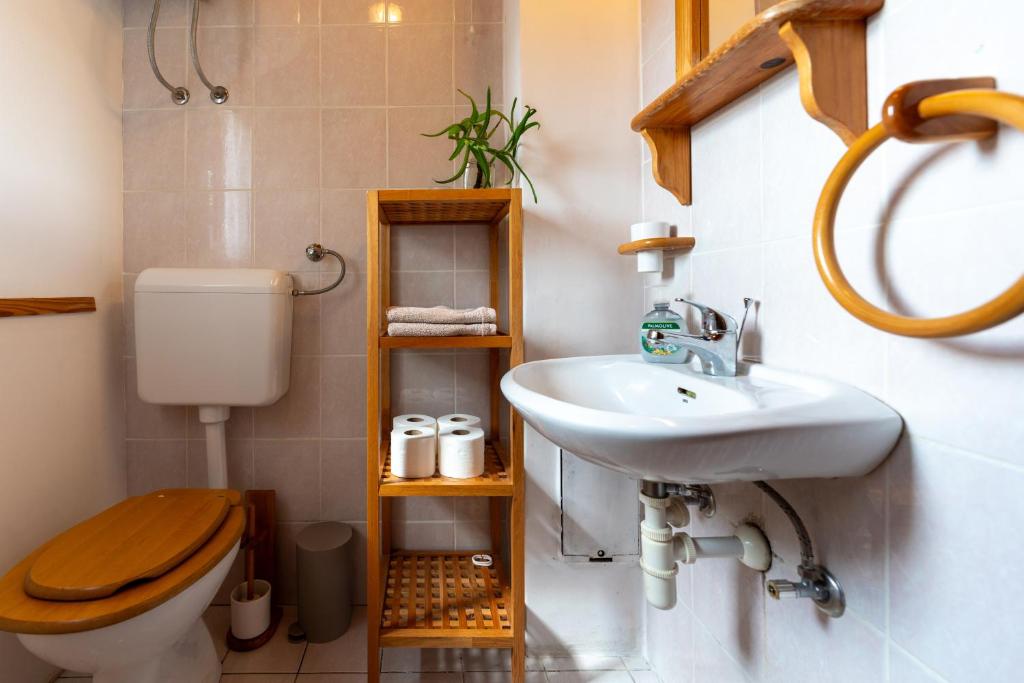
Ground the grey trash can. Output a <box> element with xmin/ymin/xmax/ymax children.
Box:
<box><xmin>295</xmin><ymin>522</ymin><xmax>353</xmax><ymax>643</ymax></box>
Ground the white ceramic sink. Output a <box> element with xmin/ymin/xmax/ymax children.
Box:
<box><xmin>500</xmin><ymin>355</ymin><xmax>902</xmax><ymax>484</ymax></box>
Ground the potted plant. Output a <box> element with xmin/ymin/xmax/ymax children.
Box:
<box><xmin>422</xmin><ymin>88</ymin><xmax>540</xmax><ymax>202</ymax></box>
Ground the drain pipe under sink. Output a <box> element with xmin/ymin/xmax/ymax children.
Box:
<box><xmin>640</xmin><ymin>481</ymin><xmax>771</xmax><ymax>610</ymax></box>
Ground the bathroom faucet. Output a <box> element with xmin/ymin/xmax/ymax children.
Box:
<box><xmin>645</xmin><ymin>298</ymin><xmax>753</xmax><ymax>377</ymax></box>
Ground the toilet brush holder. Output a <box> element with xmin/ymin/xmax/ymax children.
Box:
<box><xmin>230</xmin><ymin>580</ymin><xmax>272</xmax><ymax>640</ymax></box>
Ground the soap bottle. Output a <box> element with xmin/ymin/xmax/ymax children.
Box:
<box><xmin>640</xmin><ymin>301</ymin><xmax>687</xmax><ymax>363</ymax></box>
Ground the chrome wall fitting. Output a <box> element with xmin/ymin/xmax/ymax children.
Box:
<box><xmin>767</xmin><ymin>564</ymin><xmax>846</xmax><ymax>618</ymax></box>
<box><xmin>189</xmin><ymin>0</ymin><xmax>229</xmax><ymax>104</ymax></box>
<box><xmin>148</xmin><ymin>0</ymin><xmax>189</xmax><ymax>105</ymax></box>
<box><xmin>292</xmin><ymin>244</ymin><xmax>347</xmax><ymax>297</ymax></box>
<box><xmin>753</xmin><ymin>480</ymin><xmax>846</xmax><ymax>618</ymax></box>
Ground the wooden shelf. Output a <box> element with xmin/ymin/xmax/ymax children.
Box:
<box><xmin>633</xmin><ymin>0</ymin><xmax>883</xmax><ymax>204</ymax></box>
<box><xmin>380</xmin><ymin>334</ymin><xmax>514</xmax><ymax>350</ymax></box>
<box><xmin>380</xmin><ymin>440</ymin><xmax>512</xmax><ymax>497</ymax></box>
<box><xmin>367</xmin><ymin>188</ymin><xmax>525</xmax><ymax>680</ymax></box>
<box><xmin>0</xmin><ymin>297</ymin><xmax>96</xmax><ymax>318</ymax></box>
<box><xmin>377</xmin><ymin>188</ymin><xmax>514</xmax><ymax>225</ymax></box>
<box><xmin>380</xmin><ymin>551</ymin><xmax>513</xmax><ymax>648</ymax></box>
<box><xmin>617</xmin><ymin>237</ymin><xmax>696</xmax><ymax>255</ymax></box>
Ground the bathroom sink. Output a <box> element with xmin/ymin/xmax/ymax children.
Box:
<box><xmin>500</xmin><ymin>355</ymin><xmax>901</xmax><ymax>483</ymax></box>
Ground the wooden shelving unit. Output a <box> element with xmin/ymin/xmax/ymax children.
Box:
<box><xmin>366</xmin><ymin>188</ymin><xmax>525</xmax><ymax>682</ymax></box>
<box><xmin>633</xmin><ymin>0</ymin><xmax>884</xmax><ymax>204</ymax></box>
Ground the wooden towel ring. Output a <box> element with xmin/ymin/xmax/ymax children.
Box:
<box><xmin>814</xmin><ymin>88</ymin><xmax>1024</xmax><ymax>337</ymax></box>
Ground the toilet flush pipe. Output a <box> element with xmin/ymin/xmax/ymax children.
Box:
<box><xmin>198</xmin><ymin>405</ymin><xmax>230</xmax><ymax>488</ymax></box>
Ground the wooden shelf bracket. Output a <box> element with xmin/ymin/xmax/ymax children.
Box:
<box><xmin>635</xmin><ymin>0</ymin><xmax>884</xmax><ymax>206</ymax></box>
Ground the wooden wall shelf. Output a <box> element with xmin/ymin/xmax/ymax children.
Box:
<box><xmin>366</xmin><ymin>188</ymin><xmax>526</xmax><ymax>681</ymax></box>
<box><xmin>617</xmin><ymin>236</ymin><xmax>696</xmax><ymax>255</ymax></box>
<box><xmin>634</xmin><ymin>0</ymin><xmax>884</xmax><ymax>204</ymax></box>
<box><xmin>0</xmin><ymin>297</ymin><xmax>96</xmax><ymax>318</ymax></box>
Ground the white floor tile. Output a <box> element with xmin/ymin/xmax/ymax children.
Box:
<box><xmin>220</xmin><ymin>675</ymin><xmax>296</xmax><ymax>682</ymax></box>
<box><xmin>380</xmin><ymin>675</ymin><xmax>463</xmax><ymax>683</ymax></box>
<box><xmin>621</xmin><ymin>656</ymin><xmax>650</xmax><ymax>671</ymax></box>
<box><xmin>546</xmin><ymin>672</ymin><xmax>633</xmax><ymax>683</ymax></box>
<box><xmin>296</xmin><ymin>675</ymin><xmax>370</xmax><ymax>682</ymax></box>
<box><xmin>627</xmin><ymin>672</ymin><xmax>661</xmax><ymax>683</ymax></box>
<box><xmin>300</xmin><ymin>607</ymin><xmax>368</xmax><ymax>673</ymax></box>
<box><xmin>543</xmin><ymin>656</ymin><xmax>626</xmax><ymax>671</ymax></box>
<box><xmin>222</xmin><ymin>606</ymin><xmax>306</xmax><ymax>674</ymax></box>
<box><xmin>464</xmin><ymin>672</ymin><xmax>549</xmax><ymax>683</ymax></box>
<box><xmin>381</xmin><ymin>648</ymin><xmax>463</xmax><ymax>672</ymax></box>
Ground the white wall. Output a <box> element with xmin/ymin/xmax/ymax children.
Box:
<box><xmin>640</xmin><ymin>0</ymin><xmax>1024</xmax><ymax>680</ymax></box>
<box><xmin>0</xmin><ymin>1</ymin><xmax>125</xmax><ymax>680</ymax></box>
<box><xmin>506</xmin><ymin>0</ymin><xmax>646</xmax><ymax>655</ymax></box>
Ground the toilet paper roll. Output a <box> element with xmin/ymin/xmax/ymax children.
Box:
<box><xmin>390</xmin><ymin>427</ymin><xmax>437</xmax><ymax>479</ymax></box>
<box><xmin>393</xmin><ymin>414</ymin><xmax>437</xmax><ymax>432</ymax></box>
<box><xmin>437</xmin><ymin>414</ymin><xmax>481</xmax><ymax>434</ymax></box>
<box><xmin>438</xmin><ymin>427</ymin><xmax>486</xmax><ymax>479</ymax></box>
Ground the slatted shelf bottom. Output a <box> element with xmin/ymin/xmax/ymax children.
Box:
<box><xmin>380</xmin><ymin>441</ymin><xmax>511</xmax><ymax>496</ymax></box>
<box><xmin>380</xmin><ymin>551</ymin><xmax>513</xmax><ymax>647</ymax></box>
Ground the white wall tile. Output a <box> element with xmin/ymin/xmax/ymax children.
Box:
<box><xmin>890</xmin><ymin>438</ymin><xmax>1024</xmax><ymax>681</ymax></box>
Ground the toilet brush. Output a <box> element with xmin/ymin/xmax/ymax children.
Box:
<box><xmin>227</xmin><ymin>490</ymin><xmax>281</xmax><ymax>651</ymax></box>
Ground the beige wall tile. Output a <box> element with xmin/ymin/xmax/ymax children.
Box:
<box><xmin>321</xmin><ymin>25</ymin><xmax>386</xmax><ymax>106</ymax></box>
<box><xmin>255</xmin><ymin>26</ymin><xmax>319</xmax><ymax>105</ymax></box>
<box><xmin>184</xmin><ymin>191</ymin><xmax>253</xmax><ymax>267</ymax></box>
<box><xmin>391</xmin><ymin>352</ymin><xmax>456</xmax><ymax>417</ymax></box>
<box><xmin>124</xmin><ymin>191</ymin><xmax>187</xmax><ymax>272</ymax></box>
<box><xmin>127</xmin><ymin>440</ymin><xmax>188</xmax><ymax>495</ymax></box>
<box><xmin>254</xmin><ymin>108</ymin><xmax>320</xmax><ymax>189</ymax></box>
<box><xmin>454</xmin><ymin>269</ymin><xmax>489</xmax><ymax>309</ymax></box>
<box><xmin>455</xmin><ymin>0</ymin><xmax>504</xmax><ymax>23</ymax></box>
<box><xmin>124</xmin><ymin>0</ymin><xmax>188</xmax><ymax>28</ymax></box>
<box><xmin>198</xmin><ymin>0</ymin><xmax>254</xmax><ymax>26</ymax></box>
<box><xmin>387</xmin><ymin>24</ymin><xmax>453</xmax><ymax>106</ymax></box>
<box><xmin>125</xmin><ymin>361</ymin><xmax>188</xmax><ymax>438</ymax></box>
<box><xmin>254</xmin><ymin>440</ymin><xmax>321</xmax><ymax>520</ymax></box>
<box><xmin>186</xmin><ymin>108</ymin><xmax>253</xmax><ymax>190</ymax></box>
<box><xmin>453</xmin><ymin>22</ymin><xmax>503</xmax><ymax>102</ymax></box>
<box><xmin>454</xmin><ymin>224</ymin><xmax>491</xmax><ymax>270</ymax></box>
<box><xmin>321</xmin><ymin>270</ymin><xmax>366</xmax><ymax>355</ymax></box>
<box><xmin>322</xmin><ymin>108</ymin><xmax>387</xmax><ymax>189</ymax></box>
<box><xmin>254</xmin><ymin>355</ymin><xmax>321</xmax><ymax>437</ymax></box>
<box><xmin>387</xmin><ymin>106</ymin><xmax>455</xmax><ymax>188</ymax></box>
<box><xmin>392</xmin><ymin>497</ymin><xmax>454</xmax><ymax>522</ymax></box>
<box><xmin>124</xmin><ymin>110</ymin><xmax>186</xmax><ymax>191</ymax></box>
<box><xmin>391</xmin><ymin>224</ymin><xmax>454</xmax><ymax>271</ymax></box>
<box><xmin>322</xmin><ymin>0</ymin><xmax>382</xmax><ymax>24</ymax></box>
<box><xmin>256</xmin><ymin>0</ymin><xmax>321</xmax><ymax>25</ymax></box>
<box><xmin>291</xmin><ymin>272</ymin><xmax>322</xmax><ymax>355</ymax></box>
<box><xmin>253</xmin><ymin>189</ymin><xmax>321</xmax><ymax>271</ymax></box>
<box><xmin>322</xmin><ymin>355</ymin><xmax>367</xmax><ymax>438</ymax></box>
<box><xmin>123</xmin><ymin>273</ymin><xmax>138</xmax><ymax>355</ymax></box>
<box><xmin>322</xmin><ymin>189</ymin><xmax>368</xmax><ymax>272</ymax></box>
<box><xmin>188</xmin><ymin>27</ymin><xmax>256</xmax><ymax>106</ymax></box>
<box><xmin>453</xmin><ymin>351</ymin><xmax>491</xmax><ymax>433</ymax></box>
<box><xmin>124</xmin><ymin>28</ymin><xmax>187</xmax><ymax>110</ymax></box>
<box><xmin>392</xmin><ymin>271</ymin><xmax>454</xmax><ymax>308</ymax></box>
<box><xmin>321</xmin><ymin>439</ymin><xmax>367</xmax><ymax>521</ymax></box>
<box><xmin>388</xmin><ymin>0</ymin><xmax>454</xmax><ymax>23</ymax></box>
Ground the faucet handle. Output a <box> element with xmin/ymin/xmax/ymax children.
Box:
<box><xmin>674</xmin><ymin>298</ymin><xmax>736</xmax><ymax>340</ymax></box>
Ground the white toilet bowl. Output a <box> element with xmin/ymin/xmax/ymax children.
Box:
<box><xmin>18</xmin><ymin>543</ymin><xmax>238</xmax><ymax>683</ymax></box>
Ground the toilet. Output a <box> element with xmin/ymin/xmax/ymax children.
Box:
<box><xmin>0</xmin><ymin>268</ymin><xmax>294</xmax><ymax>682</ymax></box>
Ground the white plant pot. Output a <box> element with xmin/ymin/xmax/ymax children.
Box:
<box><xmin>230</xmin><ymin>580</ymin><xmax>271</xmax><ymax>641</ymax></box>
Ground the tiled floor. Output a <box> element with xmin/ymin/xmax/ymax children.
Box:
<box><xmin>57</xmin><ymin>606</ymin><xmax>659</xmax><ymax>682</ymax></box>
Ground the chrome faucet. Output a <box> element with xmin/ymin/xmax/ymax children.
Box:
<box><xmin>645</xmin><ymin>298</ymin><xmax>753</xmax><ymax>377</ymax></box>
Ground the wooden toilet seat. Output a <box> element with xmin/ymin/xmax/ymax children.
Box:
<box><xmin>0</xmin><ymin>489</ymin><xmax>245</xmax><ymax>635</ymax></box>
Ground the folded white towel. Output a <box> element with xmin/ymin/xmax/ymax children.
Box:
<box><xmin>387</xmin><ymin>306</ymin><xmax>496</xmax><ymax>325</ymax></box>
<box><xmin>388</xmin><ymin>322</ymin><xmax>497</xmax><ymax>337</ymax></box>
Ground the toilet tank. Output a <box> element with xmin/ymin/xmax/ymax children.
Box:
<box><xmin>135</xmin><ymin>268</ymin><xmax>293</xmax><ymax>406</ymax></box>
